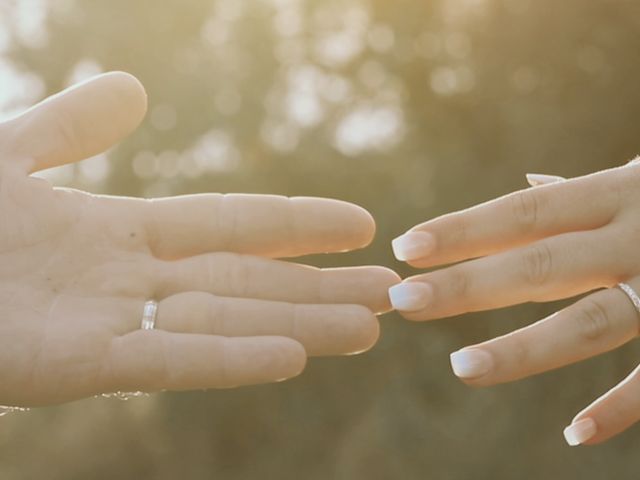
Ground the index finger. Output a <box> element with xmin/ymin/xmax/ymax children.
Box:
<box><xmin>393</xmin><ymin>167</ymin><xmax>625</xmax><ymax>268</ymax></box>
<box><xmin>93</xmin><ymin>193</ymin><xmax>377</xmax><ymax>258</ymax></box>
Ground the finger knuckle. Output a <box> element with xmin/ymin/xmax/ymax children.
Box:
<box><xmin>510</xmin><ymin>190</ymin><xmax>540</xmax><ymax>232</ymax></box>
<box><xmin>607</xmin><ymin>174</ymin><xmax>629</xmax><ymax>215</ymax></box>
<box><xmin>522</xmin><ymin>243</ymin><xmax>554</xmax><ymax>286</ymax></box>
<box><xmin>49</xmin><ymin>108</ymin><xmax>83</xmax><ymax>160</ymax></box>
<box><xmin>206</xmin><ymin>254</ymin><xmax>219</xmax><ymax>289</ymax></box>
<box><xmin>151</xmin><ymin>259</ymin><xmax>172</xmax><ymax>298</ymax></box>
<box><xmin>574</xmin><ymin>298</ymin><xmax>612</xmax><ymax>342</ymax></box>
<box><xmin>290</xmin><ymin>304</ymin><xmax>302</xmax><ymax>339</ymax></box>
<box><xmin>207</xmin><ymin>294</ymin><xmax>226</xmax><ymax>333</ymax></box>
<box><xmin>447</xmin><ymin>269</ymin><xmax>470</xmax><ymax>298</ymax></box>
<box><xmin>226</xmin><ymin>254</ymin><xmax>251</xmax><ymax>297</ymax></box>
<box><xmin>142</xmin><ymin>198</ymin><xmax>164</xmax><ymax>256</ymax></box>
<box><xmin>220</xmin><ymin>194</ymin><xmax>239</xmax><ymax>250</ymax></box>
<box><xmin>448</xmin><ymin>213</ymin><xmax>469</xmax><ymax>246</ymax></box>
<box><xmin>607</xmin><ymin>393</ymin><xmax>635</xmax><ymax>425</ymax></box>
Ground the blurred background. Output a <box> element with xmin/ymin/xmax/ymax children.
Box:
<box><xmin>1</xmin><ymin>0</ymin><xmax>640</xmax><ymax>478</ymax></box>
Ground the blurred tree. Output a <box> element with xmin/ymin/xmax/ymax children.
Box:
<box><xmin>2</xmin><ymin>0</ymin><xmax>640</xmax><ymax>478</ymax></box>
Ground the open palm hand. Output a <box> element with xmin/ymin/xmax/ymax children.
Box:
<box><xmin>0</xmin><ymin>73</ymin><xmax>398</xmax><ymax>406</ymax></box>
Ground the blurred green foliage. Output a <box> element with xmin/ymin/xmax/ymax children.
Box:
<box><xmin>1</xmin><ymin>0</ymin><xmax>640</xmax><ymax>478</ymax></box>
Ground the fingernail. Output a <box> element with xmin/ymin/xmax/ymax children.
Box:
<box><xmin>449</xmin><ymin>349</ymin><xmax>493</xmax><ymax>379</ymax></box>
<box><xmin>628</xmin><ymin>156</ymin><xmax>640</xmax><ymax>166</ymax></box>
<box><xmin>388</xmin><ymin>282</ymin><xmax>432</xmax><ymax>312</ymax></box>
<box><xmin>525</xmin><ymin>173</ymin><xmax>565</xmax><ymax>187</ymax></box>
<box><xmin>563</xmin><ymin>418</ymin><xmax>597</xmax><ymax>446</ymax></box>
<box><xmin>392</xmin><ymin>231</ymin><xmax>435</xmax><ymax>261</ymax></box>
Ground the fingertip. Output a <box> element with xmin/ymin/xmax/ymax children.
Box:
<box><xmin>373</xmin><ymin>267</ymin><xmax>402</xmax><ymax>313</ymax></box>
<box><xmin>449</xmin><ymin>348</ymin><xmax>493</xmax><ymax>381</ymax></box>
<box><xmin>563</xmin><ymin>417</ymin><xmax>597</xmax><ymax>446</ymax></box>
<box><xmin>291</xmin><ymin>197</ymin><xmax>376</xmax><ymax>254</ymax></box>
<box><xmin>345</xmin><ymin>202</ymin><xmax>377</xmax><ymax>249</ymax></box>
<box><xmin>388</xmin><ymin>281</ymin><xmax>432</xmax><ymax>315</ymax></box>
<box><xmin>274</xmin><ymin>337</ymin><xmax>308</xmax><ymax>380</ymax></box>
<box><xmin>100</xmin><ymin>71</ymin><xmax>148</xmax><ymax>130</ymax></box>
<box><xmin>391</xmin><ymin>231</ymin><xmax>435</xmax><ymax>263</ymax></box>
<box><xmin>358</xmin><ymin>317</ymin><xmax>381</xmax><ymax>354</ymax></box>
<box><xmin>346</xmin><ymin>307</ymin><xmax>380</xmax><ymax>355</ymax></box>
<box><xmin>378</xmin><ymin>266</ymin><xmax>403</xmax><ymax>286</ymax></box>
<box><xmin>12</xmin><ymin>71</ymin><xmax>149</xmax><ymax>172</ymax></box>
<box><xmin>229</xmin><ymin>336</ymin><xmax>307</xmax><ymax>385</ymax></box>
<box><xmin>525</xmin><ymin>173</ymin><xmax>566</xmax><ymax>187</ymax></box>
<box><xmin>299</xmin><ymin>305</ymin><xmax>380</xmax><ymax>357</ymax></box>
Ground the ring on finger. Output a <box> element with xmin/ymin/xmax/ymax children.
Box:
<box><xmin>141</xmin><ymin>300</ymin><xmax>159</xmax><ymax>330</ymax></box>
<box><xmin>617</xmin><ymin>283</ymin><xmax>640</xmax><ymax>318</ymax></box>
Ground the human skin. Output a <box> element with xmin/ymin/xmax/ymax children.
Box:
<box><xmin>0</xmin><ymin>72</ymin><xmax>399</xmax><ymax>407</ymax></box>
<box><xmin>389</xmin><ymin>162</ymin><xmax>640</xmax><ymax>446</ymax></box>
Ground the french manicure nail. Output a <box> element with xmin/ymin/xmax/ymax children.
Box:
<box><xmin>563</xmin><ymin>418</ymin><xmax>597</xmax><ymax>446</ymax></box>
<box><xmin>392</xmin><ymin>231</ymin><xmax>435</xmax><ymax>261</ymax></box>
<box><xmin>525</xmin><ymin>173</ymin><xmax>566</xmax><ymax>187</ymax></box>
<box><xmin>449</xmin><ymin>349</ymin><xmax>493</xmax><ymax>379</ymax></box>
<box><xmin>388</xmin><ymin>282</ymin><xmax>432</xmax><ymax>312</ymax></box>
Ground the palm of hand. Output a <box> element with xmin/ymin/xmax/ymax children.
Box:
<box><xmin>0</xmin><ymin>165</ymin><xmax>151</xmax><ymax>405</ymax></box>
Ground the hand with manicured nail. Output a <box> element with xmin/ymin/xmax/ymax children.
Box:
<box><xmin>0</xmin><ymin>72</ymin><xmax>399</xmax><ymax>407</ymax></box>
<box><xmin>389</xmin><ymin>160</ymin><xmax>640</xmax><ymax>446</ymax></box>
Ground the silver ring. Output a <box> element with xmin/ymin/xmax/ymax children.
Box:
<box><xmin>141</xmin><ymin>300</ymin><xmax>158</xmax><ymax>330</ymax></box>
<box><xmin>617</xmin><ymin>283</ymin><xmax>640</xmax><ymax>317</ymax></box>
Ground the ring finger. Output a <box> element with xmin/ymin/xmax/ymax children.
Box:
<box><xmin>122</xmin><ymin>292</ymin><xmax>380</xmax><ymax>356</ymax></box>
<box><xmin>448</xmin><ymin>278</ymin><xmax>640</xmax><ymax>386</ymax></box>
<box><xmin>391</xmin><ymin>228</ymin><xmax>625</xmax><ymax>321</ymax></box>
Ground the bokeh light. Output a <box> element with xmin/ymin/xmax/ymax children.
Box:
<box><xmin>2</xmin><ymin>0</ymin><xmax>640</xmax><ymax>478</ymax></box>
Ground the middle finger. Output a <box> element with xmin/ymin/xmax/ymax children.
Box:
<box><xmin>153</xmin><ymin>253</ymin><xmax>399</xmax><ymax>314</ymax></box>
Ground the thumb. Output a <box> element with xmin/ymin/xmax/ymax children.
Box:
<box><xmin>1</xmin><ymin>71</ymin><xmax>147</xmax><ymax>173</ymax></box>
